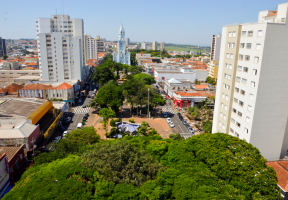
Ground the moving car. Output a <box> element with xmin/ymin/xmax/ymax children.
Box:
<box><xmin>82</xmin><ymin>105</ymin><xmax>86</xmax><ymax>108</ymax></box>
<box><xmin>77</xmin><ymin>123</ymin><xmax>82</xmax><ymax>129</ymax></box>
<box><xmin>166</xmin><ymin>118</ymin><xmax>172</xmax><ymax>123</ymax></box>
<box><xmin>63</xmin><ymin>131</ymin><xmax>69</xmax><ymax>137</ymax></box>
<box><xmin>188</xmin><ymin>127</ymin><xmax>194</xmax><ymax>134</ymax></box>
<box><xmin>169</xmin><ymin>122</ymin><xmax>175</xmax><ymax>128</ymax></box>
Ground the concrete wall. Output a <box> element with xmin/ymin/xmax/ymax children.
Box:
<box><xmin>0</xmin><ymin>70</ymin><xmax>40</xmax><ymax>82</ymax></box>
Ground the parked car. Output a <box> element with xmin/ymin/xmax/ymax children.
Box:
<box><xmin>78</xmin><ymin>100</ymin><xmax>82</xmax><ymax>104</ymax></box>
<box><xmin>54</xmin><ymin>136</ymin><xmax>62</xmax><ymax>143</ymax></box>
<box><xmin>179</xmin><ymin>116</ymin><xmax>183</xmax><ymax>121</ymax></box>
<box><xmin>88</xmin><ymin>95</ymin><xmax>91</xmax><ymax>98</ymax></box>
<box><xmin>188</xmin><ymin>127</ymin><xmax>194</xmax><ymax>134</ymax></box>
<box><xmin>183</xmin><ymin>120</ymin><xmax>188</xmax><ymax>126</ymax></box>
<box><xmin>63</xmin><ymin>131</ymin><xmax>69</xmax><ymax>137</ymax></box>
<box><xmin>166</xmin><ymin>118</ymin><xmax>172</xmax><ymax>123</ymax></box>
<box><xmin>77</xmin><ymin>123</ymin><xmax>82</xmax><ymax>129</ymax></box>
<box><xmin>163</xmin><ymin>113</ymin><xmax>168</xmax><ymax>118</ymax></box>
<box><xmin>82</xmin><ymin>105</ymin><xmax>86</xmax><ymax>108</ymax></box>
<box><xmin>65</xmin><ymin>117</ymin><xmax>71</xmax><ymax>122</ymax></box>
<box><xmin>169</xmin><ymin>122</ymin><xmax>175</xmax><ymax>128</ymax></box>
<box><xmin>84</xmin><ymin>112</ymin><xmax>89</xmax><ymax>117</ymax></box>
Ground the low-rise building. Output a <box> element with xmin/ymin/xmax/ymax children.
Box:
<box><xmin>0</xmin><ymin>70</ymin><xmax>40</xmax><ymax>82</ymax></box>
<box><xmin>0</xmin><ymin>145</ymin><xmax>25</xmax><ymax>184</ymax></box>
<box><xmin>0</xmin><ymin>153</ymin><xmax>11</xmax><ymax>198</ymax></box>
<box><xmin>172</xmin><ymin>91</ymin><xmax>214</xmax><ymax>108</ymax></box>
<box><xmin>2</xmin><ymin>62</ymin><xmax>20</xmax><ymax>70</ymax></box>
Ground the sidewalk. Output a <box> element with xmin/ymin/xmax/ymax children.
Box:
<box><xmin>84</xmin><ymin>108</ymin><xmax>101</xmax><ymax>127</ymax></box>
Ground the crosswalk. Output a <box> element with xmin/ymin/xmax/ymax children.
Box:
<box><xmin>73</xmin><ymin>106</ymin><xmax>90</xmax><ymax>114</ymax></box>
<box><xmin>161</xmin><ymin>106</ymin><xmax>177</xmax><ymax>114</ymax></box>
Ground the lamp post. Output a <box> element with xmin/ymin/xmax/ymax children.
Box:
<box><xmin>148</xmin><ymin>88</ymin><xmax>150</xmax><ymax>121</ymax></box>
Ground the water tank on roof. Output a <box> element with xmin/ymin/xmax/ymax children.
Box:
<box><xmin>188</xmin><ymin>65</ymin><xmax>192</xmax><ymax>68</ymax></box>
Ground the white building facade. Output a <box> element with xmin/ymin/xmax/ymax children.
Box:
<box><xmin>36</xmin><ymin>15</ymin><xmax>85</xmax><ymax>82</ymax></box>
<box><xmin>211</xmin><ymin>35</ymin><xmax>222</xmax><ymax>61</ymax></box>
<box><xmin>141</xmin><ymin>42</ymin><xmax>147</xmax><ymax>50</ymax></box>
<box><xmin>213</xmin><ymin>2</ymin><xmax>288</xmax><ymax>161</ymax></box>
<box><xmin>113</xmin><ymin>25</ymin><xmax>130</xmax><ymax>65</ymax></box>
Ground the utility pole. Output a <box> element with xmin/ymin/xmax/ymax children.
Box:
<box><xmin>31</xmin><ymin>137</ymin><xmax>36</xmax><ymax>158</ymax></box>
<box><xmin>148</xmin><ymin>88</ymin><xmax>150</xmax><ymax>121</ymax></box>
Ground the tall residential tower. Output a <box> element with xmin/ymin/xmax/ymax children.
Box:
<box><xmin>160</xmin><ymin>42</ymin><xmax>165</xmax><ymax>51</ymax></box>
<box><xmin>0</xmin><ymin>37</ymin><xmax>7</xmax><ymax>58</ymax></box>
<box><xmin>36</xmin><ymin>15</ymin><xmax>85</xmax><ymax>82</ymax></box>
<box><xmin>212</xmin><ymin>2</ymin><xmax>288</xmax><ymax>161</ymax></box>
<box><xmin>152</xmin><ymin>41</ymin><xmax>158</xmax><ymax>50</ymax></box>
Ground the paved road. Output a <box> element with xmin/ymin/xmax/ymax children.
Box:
<box><xmin>160</xmin><ymin>100</ymin><xmax>190</xmax><ymax>134</ymax></box>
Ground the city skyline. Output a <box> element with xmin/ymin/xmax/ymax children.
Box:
<box><xmin>0</xmin><ymin>0</ymin><xmax>284</xmax><ymax>46</ymax></box>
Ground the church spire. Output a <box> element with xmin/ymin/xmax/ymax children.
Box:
<box><xmin>119</xmin><ymin>24</ymin><xmax>124</xmax><ymax>35</ymax></box>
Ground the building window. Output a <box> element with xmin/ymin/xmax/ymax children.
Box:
<box><xmin>233</xmin><ymin>108</ymin><xmax>237</xmax><ymax>113</ymax></box>
<box><xmin>281</xmin><ymin>18</ymin><xmax>286</xmax><ymax>22</ymax></box>
<box><xmin>246</xmin><ymin>43</ymin><xmax>252</xmax><ymax>49</ymax></box>
<box><xmin>254</xmin><ymin>57</ymin><xmax>259</xmax><ymax>63</ymax></box>
<box><xmin>240</xmin><ymin>43</ymin><xmax>245</xmax><ymax>48</ymax></box>
<box><xmin>239</xmin><ymin>101</ymin><xmax>244</xmax><ymax>107</ymax></box>
<box><xmin>245</xmin><ymin>55</ymin><xmax>250</xmax><ymax>61</ymax></box>
<box><xmin>233</xmin><ymin>31</ymin><xmax>236</xmax><ymax>37</ymax></box>
<box><xmin>240</xmin><ymin>90</ymin><xmax>245</xmax><ymax>95</ymax></box>
<box><xmin>224</xmin><ymin>73</ymin><xmax>227</xmax><ymax>79</ymax></box>
<box><xmin>235</xmin><ymin>132</ymin><xmax>239</xmax><ymax>137</ymax></box>
<box><xmin>242</xmin><ymin>78</ymin><xmax>247</xmax><ymax>84</ymax></box>
<box><xmin>258</xmin><ymin>30</ymin><xmax>263</xmax><ymax>37</ymax></box>
<box><xmin>256</xmin><ymin>44</ymin><xmax>261</xmax><ymax>50</ymax></box>
<box><xmin>223</xmin><ymin>83</ymin><xmax>226</xmax><ymax>89</ymax></box>
<box><xmin>239</xmin><ymin>54</ymin><xmax>243</xmax><ymax>60</ymax></box>
<box><xmin>221</xmin><ymin>103</ymin><xmax>224</xmax><ymax>108</ymax></box>
<box><xmin>223</xmin><ymin>124</ymin><xmax>225</xmax><ymax>129</ymax></box>
<box><xmin>234</xmin><ymin>98</ymin><xmax>238</xmax><ymax>103</ymax></box>
<box><xmin>230</xmin><ymin>128</ymin><xmax>234</xmax><ymax>133</ymax></box>
<box><xmin>224</xmin><ymin>115</ymin><xmax>227</xmax><ymax>120</ymax></box>
<box><xmin>226</xmin><ymin>95</ymin><xmax>228</xmax><ymax>100</ymax></box>
<box><xmin>222</xmin><ymin>93</ymin><xmax>225</xmax><ymax>98</ymax></box>
<box><xmin>249</xmin><ymin>93</ymin><xmax>254</xmax><ymax>100</ymax></box>
<box><xmin>235</xmin><ymin>87</ymin><xmax>239</xmax><ymax>93</ymax></box>
<box><xmin>248</xmin><ymin>105</ymin><xmax>252</xmax><ymax>112</ymax></box>
<box><xmin>225</xmin><ymin>105</ymin><xmax>227</xmax><ymax>110</ymax></box>
<box><xmin>220</xmin><ymin>112</ymin><xmax>223</xmax><ymax>118</ymax></box>
<box><xmin>228</xmin><ymin>43</ymin><xmax>231</xmax><ymax>48</ymax></box>
<box><xmin>248</xmin><ymin>31</ymin><xmax>253</xmax><ymax>37</ymax></box>
<box><xmin>225</xmin><ymin>63</ymin><xmax>228</xmax><ymax>69</ymax></box>
<box><xmin>232</xmin><ymin>43</ymin><xmax>235</xmax><ymax>48</ymax></box>
<box><xmin>238</xmin><ymin>111</ymin><xmax>242</xmax><ymax>117</ymax></box>
<box><xmin>230</xmin><ymin>54</ymin><xmax>234</xmax><ymax>59</ymax></box>
<box><xmin>236</xmin><ymin>76</ymin><xmax>241</xmax><ymax>83</ymax></box>
<box><xmin>231</xmin><ymin>118</ymin><xmax>235</xmax><ymax>124</ymax></box>
<box><xmin>238</xmin><ymin>65</ymin><xmax>242</xmax><ymax>71</ymax></box>
<box><xmin>229</xmin><ymin>64</ymin><xmax>232</xmax><ymax>69</ymax></box>
<box><xmin>243</xmin><ymin>67</ymin><xmax>248</xmax><ymax>73</ymax></box>
<box><xmin>219</xmin><ymin>121</ymin><xmax>222</xmax><ymax>126</ymax></box>
<box><xmin>229</xmin><ymin>32</ymin><xmax>232</xmax><ymax>37</ymax></box>
<box><xmin>252</xmin><ymin>69</ymin><xmax>257</xmax><ymax>75</ymax></box>
<box><xmin>226</xmin><ymin>53</ymin><xmax>230</xmax><ymax>59</ymax></box>
<box><xmin>251</xmin><ymin>81</ymin><xmax>256</xmax><ymax>88</ymax></box>
<box><xmin>236</xmin><ymin>122</ymin><xmax>241</xmax><ymax>128</ymax></box>
<box><xmin>244</xmin><ymin>128</ymin><xmax>248</xmax><ymax>134</ymax></box>
<box><xmin>227</xmin><ymin>85</ymin><xmax>230</xmax><ymax>90</ymax></box>
<box><xmin>242</xmin><ymin>31</ymin><xmax>246</xmax><ymax>37</ymax></box>
<box><xmin>246</xmin><ymin>117</ymin><xmax>250</xmax><ymax>123</ymax></box>
<box><xmin>228</xmin><ymin>75</ymin><xmax>231</xmax><ymax>80</ymax></box>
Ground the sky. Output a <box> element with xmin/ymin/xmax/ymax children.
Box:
<box><xmin>0</xmin><ymin>0</ymin><xmax>285</xmax><ymax>46</ymax></box>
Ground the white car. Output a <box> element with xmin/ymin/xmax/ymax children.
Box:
<box><xmin>166</xmin><ymin>118</ymin><xmax>172</xmax><ymax>123</ymax></box>
<box><xmin>169</xmin><ymin>122</ymin><xmax>175</xmax><ymax>128</ymax></box>
<box><xmin>63</xmin><ymin>131</ymin><xmax>69</xmax><ymax>137</ymax></box>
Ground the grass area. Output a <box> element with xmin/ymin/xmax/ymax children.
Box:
<box><xmin>165</xmin><ymin>46</ymin><xmax>210</xmax><ymax>53</ymax></box>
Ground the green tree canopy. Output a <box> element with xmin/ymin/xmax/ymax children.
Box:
<box><xmin>92</xmin><ymin>64</ymin><xmax>114</xmax><ymax>87</ymax></box>
<box><xmin>133</xmin><ymin>73</ymin><xmax>156</xmax><ymax>85</ymax></box>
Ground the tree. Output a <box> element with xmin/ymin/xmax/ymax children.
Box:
<box><xmin>92</xmin><ymin>64</ymin><xmax>114</xmax><ymax>87</ymax></box>
<box><xmin>130</xmin><ymin>52</ymin><xmax>138</xmax><ymax>66</ymax></box>
<box><xmin>185</xmin><ymin>54</ymin><xmax>191</xmax><ymax>58</ymax></box>
<box><xmin>133</xmin><ymin>73</ymin><xmax>156</xmax><ymax>85</ymax></box>
<box><xmin>2</xmin><ymin>55</ymin><xmax>8</xmax><ymax>60</ymax></box>
<box><xmin>81</xmin><ymin>140</ymin><xmax>163</xmax><ymax>186</ymax></box>
<box><xmin>99</xmin><ymin>108</ymin><xmax>115</xmax><ymax>135</ymax></box>
<box><xmin>92</xmin><ymin>83</ymin><xmax>123</xmax><ymax>112</ymax></box>
<box><xmin>138</xmin><ymin>121</ymin><xmax>150</xmax><ymax>136</ymax></box>
<box><xmin>152</xmin><ymin>94</ymin><xmax>166</xmax><ymax>108</ymax></box>
<box><xmin>169</xmin><ymin>133</ymin><xmax>183</xmax><ymax>140</ymax></box>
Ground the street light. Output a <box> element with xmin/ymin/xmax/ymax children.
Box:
<box><xmin>148</xmin><ymin>88</ymin><xmax>150</xmax><ymax>121</ymax></box>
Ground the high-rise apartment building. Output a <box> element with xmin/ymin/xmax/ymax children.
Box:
<box><xmin>84</xmin><ymin>35</ymin><xmax>104</xmax><ymax>63</ymax></box>
<box><xmin>207</xmin><ymin>60</ymin><xmax>219</xmax><ymax>79</ymax></box>
<box><xmin>152</xmin><ymin>41</ymin><xmax>158</xmax><ymax>50</ymax></box>
<box><xmin>160</xmin><ymin>42</ymin><xmax>165</xmax><ymax>51</ymax></box>
<box><xmin>0</xmin><ymin>37</ymin><xmax>7</xmax><ymax>58</ymax></box>
<box><xmin>126</xmin><ymin>38</ymin><xmax>130</xmax><ymax>46</ymax></box>
<box><xmin>36</xmin><ymin>15</ymin><xmax>85</xmax><ymax>82</ymax></box>
<box><xmin>141</xmin><ymin>42</ymin><xmax>147</xmax><ymax>50</ymax></box>
<box><xmin>212</xmin><ymin>2</ymin><xmax>288</xmax><ymax>161</ymax></box>
<box><xmin>211</xmin><ymin>35</ymin><xmax>221</xmax><ymax>61</ymax></box>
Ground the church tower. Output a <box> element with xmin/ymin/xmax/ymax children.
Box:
<box><xmin>113</xmin><ymin>24</ymin><xmax>131</xmax><ymax>65</ymax></box>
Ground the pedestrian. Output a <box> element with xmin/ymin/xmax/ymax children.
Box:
<box><xmin>166</xmin><ymin>130</ymin><xmax>167</xmax><ymax>133</ymax></box>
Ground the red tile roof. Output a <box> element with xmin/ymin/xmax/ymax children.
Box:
<box><xmin>26</xmin><ymin>62</ymin><xmax>38</xmax><ymax>66</ymax></box>
<box><xmin>194</xmin><ymin>85</ymin><xmax>208</xmax><ymax>89</ymax></box>
<box><xmin>174</xmin><ymin>91</ymin><xmax>212</xmax><ymax>97</ymax></box>
<box><xmin>22</xmin><ymin>84</ymin><xmax>53</xmax><ymax>90</ymax></box>
<box><xmin>266</xmin><ymin>11</ymin><xmax>277</xmax><ymax>17</ymax></box>
<box><xmin>266</xmin><ymin>161</ymin><xmax>288</xmax><ymax>191</ymax></box>
<box><xmin>0</xmin><ymin>145</ymin><xmax>24</xmax><ymax>162</ymax></box>
<box><xmin>55</xmin><ymin>82</ymin><xmax>72</xmax><ymax>90</ymax></box>
<box><xmin>4</xmin><ymin>83</ymin><xmax>24</xmax><ymax>94</ymax></box>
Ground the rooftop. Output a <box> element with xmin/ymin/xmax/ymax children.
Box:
<box><xmin>0</xmin><ymin>98</ymin><xmax>44</xmax><ymax>118</ymax></box>
<box><xmin>266</xmin><ymin>161</ymin><xmax>288</xmax><ymax>192</ymax></box>
<box><xmin>0</xmin><ymin>144</ymin><xmax>24</xmax><ymax>162</ymax></box>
